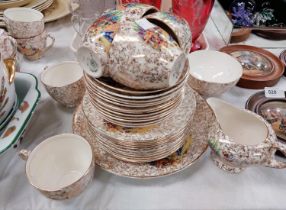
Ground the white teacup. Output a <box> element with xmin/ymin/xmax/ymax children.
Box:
<box><xmin>4</xmin><ymin>8</ymin><xmax>44</xmax><ymax>39</ymax></box>
<box><xmin>19</xmin><ymin>133</ymin><xmax>94</xmax><ymax>200</ymax></box>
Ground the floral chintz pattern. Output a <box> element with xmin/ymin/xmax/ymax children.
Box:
<box><xmin>38</xmin><ymin>161</ymin><xmax>94</xmax><ymax>200</ymax></box>
<box><xmin>134</xmin><ymin>23</ymin><xmax>179</xmax><ymax>50</ymax></box>
<box><xmin>43</xmin><ymin>77</ymin><xmax>86</xmax><ymax>108</ymax></box>
<box><xmin>72</xmin><ymin>88</ymin><xmax>212</xmax><ymax>178</ymax></box>
<box><xmin>209</xmin><ymin>109</ymin><xmax>286</xmax><ymax>173</ymax></box>
<box><xmin>145</xmin><ymin>12</ymin><xmax>192</xmax><ymax>53</ymax></box>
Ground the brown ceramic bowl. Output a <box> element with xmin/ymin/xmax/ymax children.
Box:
<box><xmin>230</xmin><ymin>28</ymin><xmax>252</xmax><ymax>43</ymax></box>
<box><xmin>220</xmin><ymin>45</ymin><xmax>284</xmax><ymax>89</ymax></box>
<box><xmin>246</xmin><ymin>91</ymin><xmax>286</xmax><ymax>142</ymax></box>
<box><xmin>253</xmin><ymin>30</ymin><xmax>286</xmax><ymax>41</ymax></box>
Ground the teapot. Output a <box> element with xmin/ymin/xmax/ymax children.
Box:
<box><xmin>0</xmin><ymin>38</ymin><xmax>16</xmax><ymax>124</ymax></box>
<box><xmin>0</xmin><ymin>29</ymin><xmax>17</xmax><ymax>60</ymax></box>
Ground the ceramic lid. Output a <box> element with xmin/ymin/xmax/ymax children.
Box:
<box><xmin>220</xmin><ymin>45</ymin><xmax>284</xmax><ymax>89</ymax></box>
<box><xmin>245</xmin><ymin>91</ymin><xmax>286</xmax><ymax>142</ymax></box>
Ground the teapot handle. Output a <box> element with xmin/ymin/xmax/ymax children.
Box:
<box><xmin>3</xmin><ymin>57</ymin><xmax>16</xmax><ymax>84</ymax></box>
<box><xmin>263</xmin><ymin>141</ymin><xmax>286</xmax><ymax>169</ymax></box>
<box><xmin>1</xmin><ymin>36</ymin><xmax>17</xmax><ymax>84</ymax></box>
<box><xmin>5</xmin><ymin>36</ymin><xmax>17</xmax><ymax>58</ymax></box>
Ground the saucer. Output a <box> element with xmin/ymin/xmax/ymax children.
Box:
<box><xmin>73</xmin><ymin>89</ymin><xmax>216</xmax><ymax>178</ymax></box>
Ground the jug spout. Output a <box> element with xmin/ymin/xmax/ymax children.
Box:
<box><xmin>77</xmin><ymin>43</ymin><xmax>109</xmax><ymax>78</ymax></box>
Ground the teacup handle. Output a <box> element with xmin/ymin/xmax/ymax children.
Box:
<box><xmin>71</xmin><ymin>15</ymin><xmax>83</xmax><ymax>37</ymax></box>
<box><xmin>263</xmin><ymin>141</ymin><xmax>286</xmax><ymax>169</ymax></box>
<box><xmin>43</xmin><ymin>34</ymin><xmax>55</xmax><ymax>53</ymax></box>
<box><xmin>19</xmin><ymin>149</ymin><xmax>30</xmax><ymax>161</ymax></box>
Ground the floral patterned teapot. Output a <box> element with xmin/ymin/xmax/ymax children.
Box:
<box><xmin>0</xmin><ymin>52</ymin><xmax>16</xmax><ymax>124</ymax></box>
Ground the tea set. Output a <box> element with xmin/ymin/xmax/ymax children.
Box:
<box><xmin>4</xmin><ymin>7</ymin><xmax>54</xmax><ymax>60</ymax></box>
<box><xmin>0</xmin><ymin>2</ymin><xmax>285</xmax><ymax>201</ymax></box>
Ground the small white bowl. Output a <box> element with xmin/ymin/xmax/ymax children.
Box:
<box><xmin>188</xmin><ymin>50</ymin><xmax>243</xmax><ymax>97</ymax></box>
<box><xmin>41</xmin><ymin>61</ymin><xmax>85</xmax><ymax>108</ymax></box>
<box><xmin>20</xmin><ymin>133</ymin><xmax>94</xmax><ymax>200</ymax></box>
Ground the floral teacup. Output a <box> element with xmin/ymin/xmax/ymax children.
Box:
<box><xmin>4</xmin><ymin>8</ymin><xmax>44</xmax><ymax>39</ymax></box>
<box><xmin>77</xmin><ymin>7</ymin><xmax>186</xmax><ymax>90</ymax></box>
<box><xmin>117</xmin><ymin>3</ymin><xmax>158</xmax><ymax>22</ymax></box>
<box><xmin>145</xmin><ymin>12</ymin><xmax>192</xmax><ymax>53</ymax></box>
<box><xmin>41</xmin><ymin>61</ymin><xmax>85</xmax><ymax>108</ymax></box>
<box><xmin>19</xmin><ymin>133</ymin><xmax>94</xmax><ymax>200</ymax></box>
<box><xmin>16</xmin><ymin>30</ymin><xmax>55</xmax><ymax>61</ymax></box>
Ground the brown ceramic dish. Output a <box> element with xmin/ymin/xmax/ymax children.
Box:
<box><xmin>230</xmin><ymin>28</ymin><xmax>252</xmax><ymax>43</ymax></box>
<box><xmin>245</xmin><ymin>91</ymin><xmax>286</xmax><ymax>142</ymax></box>
<box><xmin>279</xmin><ymin>50</ymin><xmax>286</xmax><ymax>76</ymax></box>
<box><xmin>220</xmin><ymin>45</ymin><xmax>284</xmax><ymax>89</ymax></box>
<box><xmin>252</xmin><ymin>30</ymin><xmax>286</xmax><ymax>41</ymax></box>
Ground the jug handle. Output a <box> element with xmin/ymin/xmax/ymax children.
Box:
<box><xmin>2</xmin><ymin>36</ymin><xmax>17</xmax><ymax>84</ymax></box>
<box><xmin>263</xmin><ymin>141</ymin><xmax>286</xmax><ymax>169</ymax></box>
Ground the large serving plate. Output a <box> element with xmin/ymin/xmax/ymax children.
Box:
<box><xmin>73</xmin><ymin>89</ymin><xmax>216</xmax><ymax>179</ymax></box>
<box><xmin>0</xmin><ymin>73</ymin><xmax>40</xmax><ymax>156</ymax></box>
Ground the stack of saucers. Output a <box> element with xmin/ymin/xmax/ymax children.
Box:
<box><xmin>85</xmin><ymin>62</ymin><xmax>189</xmax><ymax>128</ymax></box>
<box><xmin>81</xmin><ymin>83</ymin><xmax>196</xmax><ymax>163</ymax></box>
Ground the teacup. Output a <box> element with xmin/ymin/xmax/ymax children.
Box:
<box><xmin>41</xmin><ymin>61</ymin><xmax>85</xmax><ymax>108</ymax></box>
<box><xmin>207</xmin><ymin>98</ymin><xmax>286</xmax><ymax>173</ymax></box>
<box><xmin>4</xmin><ymin>8</ymin><xmax>44</xmax><ymax>39</ymax></box>
<box><xmin>145</xmin><ymin>12</ymin><xmax>192</xmax><ymax>53</ymax></box>
<box><xmin>16</xmin><ymin>30</ymin><xmax>55</xmax><ymax>61</ymax></box>
<box><xmin>78</xmin><ymin>16</ymin><xmax>186</xmax><ymax>90</ymax></box>
<box><xmin>19</xmin><ymin>133</ymin><xmax>94</xmax><ymax>200</ymax></box>
<box><xmin>188</xmin><ymin>50</ymin><xmax>243</xmax><ymax>97</ymax></box>
<box><xmin>117</xmin><ymin>3</ymin><xmax>158</xmax><ymax>22</ymax></box>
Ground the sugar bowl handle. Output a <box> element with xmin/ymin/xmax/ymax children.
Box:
<box><xmin>19</xmin><ymin>149</ymin><xmax>30</xmax><ymax>161</ymax></box>
<box><xmin>263</xmin><ymin>141</ymin><xmax>286</xmax><ymax>169</ymax></box>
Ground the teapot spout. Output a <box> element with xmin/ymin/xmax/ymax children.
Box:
<box><xmin>3</xmin><ymin>57</ymin><xmax>16</xmax><ymax>84</ymax></box>
<box><xmin>77</xmin><ymin>43</ymin><xmax>108</xmax><ymax>78</ymax></box>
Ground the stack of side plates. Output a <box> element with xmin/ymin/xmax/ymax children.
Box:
<box><xmin>82</xmin><ymin>84</ymin><xmax>197</xmax><ymax>163</ymax></box>
<box><xmin>0</xmin><ymin>0</ymin><xmax>72</xmax><ymax>26</ymax></box>
<box><xmin>0</xmin><ymin>0</ymin><xmax>33</xmax><ymax>10</ymax></box>
<box><xmin>85</xmin><ymin>61</ymin><xmax>190</xmax><ymax>127</ymax></box>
